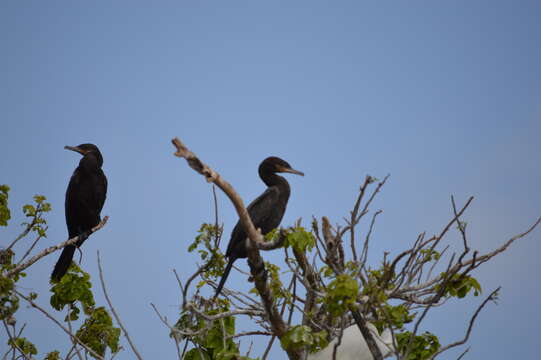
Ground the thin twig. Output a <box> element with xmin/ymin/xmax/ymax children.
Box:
<box><xmin>97</xmin><ymin>251</ymin><xmax>144</xmax><ymax>360</ymax></box>
<box><xmin>456</xmin><ymin>347</ymin><xmax>470</xmax><ymax>360</ymax></box>
<box><xmin>227</xmin><ymin>330</ymin><xmax>272</xmax><ymax>339</ymax></box>
<box><xmin>16</xmin><ymin>228</ymin><xmax>48</xmax><ymax>266</ymax></box>
<box><xmin>428</xmin><ymin>287</ymin><xmax>501</xmax><ymax>359</ymax></box>
<box><xmin>67</xmin><ymin>307</ymin><xmax>84</xmax><ymax>360</ymax></box>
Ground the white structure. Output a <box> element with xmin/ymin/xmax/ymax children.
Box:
<box><xmin>308</xmin><ymin>323</ymin><xmax>395</xmax><ymax>360</ymax></box>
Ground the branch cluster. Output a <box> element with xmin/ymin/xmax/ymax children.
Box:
<box><xmin>167</xmin><ymin>137</ymin><xmax>540</xmax><ymax>360</ymax></box>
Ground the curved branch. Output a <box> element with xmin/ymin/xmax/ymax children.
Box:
<box><xmin>172</xmin><ymin>137</ymin><xmax>302</xmax><ymax>360</ymax></box>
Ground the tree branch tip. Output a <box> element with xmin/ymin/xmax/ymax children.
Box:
<box><xmin>171</xmin><ymin>137</ymin><xmax>187</xmax><ymax>157</ymax></box>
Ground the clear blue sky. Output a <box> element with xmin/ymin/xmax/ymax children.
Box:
<box><xmin>1</xmin><ymin>1</ymin><xmax>540</xmax><ymax>359</ymax></box>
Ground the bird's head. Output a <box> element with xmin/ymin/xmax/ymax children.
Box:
<box><xmin>64</xmin><ymin>143</ymin><xmax>101</xmax><ymax>156</ymax></box>
<box><xmin>65</xmin><ymin>143</ymin><xmax>103</xmax><ymax>167</ymax></box>
<box><xmin>260</xmin><ymin>156</ymin><xmax>304</xmax><ymax>176</ymax></box>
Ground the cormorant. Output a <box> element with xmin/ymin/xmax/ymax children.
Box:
<box><xmin>51</xmin><ymin>144</ymin><xmax>107</xmax><ymax>282</ymax></box>
<box><xmin>214</xmin><ymin>156</ymin><xmax>303</xmax><ymax>298</ymax></box>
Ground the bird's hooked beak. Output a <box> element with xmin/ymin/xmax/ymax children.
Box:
<box><xmin>280</xmin><ymin>167</ymin><xmax>305</xmax><ymax>176</ymax></box>
<box><xmin>64</xmin><ymin>145</ymin><xmax>87</xmax><ymax>155</ymax></box>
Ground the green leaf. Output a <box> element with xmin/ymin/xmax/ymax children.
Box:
<box><xmin>284</xmin><ymin>227</ymin><xmax>316</xmax><ymax>252</ymax></box>
<box><xmin>281</xmin><ymin>325</ymin><xmax>328</xmax><ymax>353</ymax></box>
<box><xmin>76</xmin><ymin>307</ymin><xmax>120</xmax><ymax>358</ymax></box>
<box><xmin>50</xmin><ymin>263</ymin><xmax>95</xmax><ymax>320</ymax></box>
<box><xmin>23</xmin><ymin>204</ymin><xmax>36</xmax><ymax>217</ymax></box>
<box><xmin>322</xmin><ymin>274</ymin><xmax>359</xmax><ymax>317</ymax></box>
<box><xmin>396</xmin><ymin>331</ymin><xmax>440</xmax><ymax>360</ymax></box>
<box><xmin>436</xmin><ymin>274</ymin><xmax>482</xmax><ymax>299</ymax></box>
<box><xmin>8</xmin><ymin>337</ymin><xmax>38</xmax><ymax>355</ymax></box>
<box><xmin>0</xmin><ymin>275</ymin><xmax>18</xmax><ymax>320</ymax></box>
<box><xmin>184</xmin><ymin>348</ymin><xmax>211</xmax><ymax>360</ymax></box>
<box><xmin>0</xmin><ymin>184</ymin><xmax>10</xmax><ymax>226</ymax></box>
<box><xmin>44</xmin><ymin>351</ymin><xmax>61</xmax><ymax>360</ymax></box>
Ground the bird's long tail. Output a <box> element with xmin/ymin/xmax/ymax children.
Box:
<box><xmin>51</xmin><ymin>245</ymin><xmax>76</xmax><ymax>282</ymax></box>
<box><xmin>214</xmin><ymin>258</ymin><xmax>235</xmax><ymax>299</ymax></box>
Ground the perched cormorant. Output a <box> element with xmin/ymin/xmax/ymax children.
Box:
<box><xmin>51</xmin><ymin>144</ymin><xmax>107</xmax><ymax>282</ymax></box>
<box><xmin>214</xmin><ymin>156</ymin><xmax>303</xmax><ymax>298</ymax></box>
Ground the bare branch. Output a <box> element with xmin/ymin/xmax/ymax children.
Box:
<box><xmin>5</xmin><ymin>216</ymin><xmax>109</xmax><ymax>278</ymax></box>
<box><xmin>227</xmin><ymin>330</ymin><xmax>272</xmax><ymax>340</ymax></box>
<box><xmin>97</xmin><ymin>251</ymin><xmax>144</xmax><ymax>360</ymax></box>
<box><xmin>187</xmin><ymin>303</ymin><xmax>264</xmax><ymax>320</ymax></box>
<box><xmin>16</xmin><ymin>227</ymin><xmax>48</xmax><ymax>266</ymax></box>
<box><xmin>456</xmin><ymin>347</ymin><xmax>470</xmax><ymax>360</ymax></box>
<box><xmin>428</xmin><ymin>287</ymin><xmax>501</xmax><ymax>359</ymax></box>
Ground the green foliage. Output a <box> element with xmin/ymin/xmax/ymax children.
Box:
<box><xmin>188</xmin><ymin>223</ymin><xmax>226</xmax><ymax>280</ymax></box>
<box><xmin>376</xmin><ymin>304</ymin><xmax>414</xmax><ymax>330</ymax></box>
<box><xmin>0</xmin><ymin>248</ymin><xmax>14</xmax><ymax>266</ymax></box>
<box><xmin>420</xmin><ymin>249</ymin><xmax>441</xmax><ymax>262</ymax></box>
<box><xmin>264</xmin><ymin>261</ymin><xmax>288</xmax><ymax>300</ymax></box>
<box><xmin>7</xmin><ymin>337</ymin><xmax>38</xmax><ymax>355</ymax></box>
<box><xmin>396</xmin><ymin>331</ymin><xmax>440</xmax><ymax>360</ymax></box>
<box><xmin>0</xmin><ymin>275</ymin><xmax>18</xmax><ymax>321</ymax></box>
<box><xmin>437</xmin><ymin>273</ymin><xmax>482</xmax><ymax>298</ymax></box>
<box><xmin>44</xmin><ymin>351</ymin><xmax>61</xmax><ymax>360</ymax></box>
<box><xmin>184</xmin><ymin>349</ymin><xmax>211</xmax><ymax>360</ymax></box>
<box><xmin>1</xmin><ymin>187</ymin><xmax>114</xmax><ymax>360</ymax></box>
<box><xmin>197</xmin><ymin>310</ymin><xmax>237</xmax><ymax>358</ymax></box>
<box><xmin>50</xmin><ymin>263</ymin><xmax>95</xmax><ymax>321</ymax></box>
<box><xmin>284</xmin><ymin>226</ymin><xmax>315</xmax><ymax>252</ymax></box>
<box><xmin>280</xmin><ymin>325</ymin><xmax>328</xmax><ymax>353</ymax></box>
<box><xmin>321</xmin><ymin>274</ymin><xmax>359</xmax><ymax>317</ymax></box>
<box><xmin>360</xmin><ymin>268</ymin><xmax>390</xmax><ymax>306</ymax></box>
<box><xmin>22</xmin><ymin>194</ymin><xmax>52</xmax><ymax>238</ymax></box>
<box><xmin>75</xmin><ymin>307</ymin><xmax>120</xmax><ymax>358</ymax></box>
<box><xmin>319</xmin><ymin>265</ymin><xmax>334</xmax><ymax>278</ymax></box>
<box><xmin>0</xmin><ymin>184</ymin><xmax>10</xmax><ymax>226</ymax></box>
<box><xmin>174</xmin><ymin>302</ymin><xmax>258</xmax><ymax>360</ymax></box>
<box><xmin>264</xmin><ymin>228</ymin><xmax>279</xmax><ymax>242</ymax></box>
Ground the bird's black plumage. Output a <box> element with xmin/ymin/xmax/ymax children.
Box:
<box><xmin>51</xmin><ymin>144</ymin><xmax>107</xmax><ymax>282</ymax></box>
<box><xmin>214</xmin><ymin>156</ymin><xmax>303</xmax><ymax>298</ymax></box>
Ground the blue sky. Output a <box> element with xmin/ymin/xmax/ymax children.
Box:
<box><xmin>1</xmin><ymin>1</ymin><xmax>540</xmax><ymax>359</ymax></box>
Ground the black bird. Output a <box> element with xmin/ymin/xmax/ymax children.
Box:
<box><xmin>214</xmin><ymin>156</ymin><xmax>303</xmax><ymax>298</ymax></box>
<box><xmin>51</xmin><ymin>144</ymin><xmax>107</xmax><ymax>282</ymax></box>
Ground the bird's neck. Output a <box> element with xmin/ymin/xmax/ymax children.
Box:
<box><xmin>79</xmin><ymin>153</ymin><xmax>103</xmax><ymax>172</ymax></box>
<box><xmin>260</xmin><ymin>172</ymin><xmax>291</xmax><ymax>198</ymax></box>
